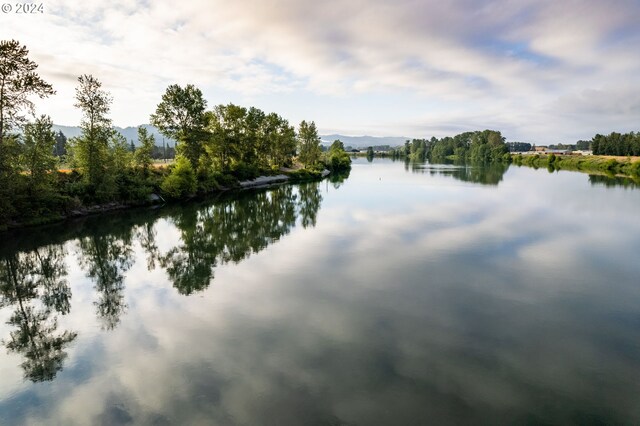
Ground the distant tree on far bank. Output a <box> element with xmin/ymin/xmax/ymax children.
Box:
<box><xmin>506</xmin><ymin>142</ymin><xmax>532</xmax><ymax>152</ymax></box>
<box><xmin>54</xmin><ymin>131</ymin><xmax>67</xmax><ymax>157</ymax></box>
<box><xmin>592</xmin><ymin>132</ymin><xmax>640</xmax><ymax>156</ymax></box>
<box><xmin>135</xmin><ymin>126</ymin><xmax>155</xmax><ymax>175</ymax></box>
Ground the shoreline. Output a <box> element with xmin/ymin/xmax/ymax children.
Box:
<box><xmin>511</xmin><ymin>153</ymin><xmax>640</xmax><ymax>179</ymax></box>
<box><xmin>0</xmin><ymin>169</ymin><xmax>332</xmax><ymax>233</ymax></box>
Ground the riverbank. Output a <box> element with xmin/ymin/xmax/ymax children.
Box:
<box><xmin>512</xmin><ymin>153</ymin><xmax>640</xmax><ymax>179</ymax></box>
<box><xmin>0</xmin><ymin>167</ymin><xmax>333</xmax><ymax>232</ymax></box>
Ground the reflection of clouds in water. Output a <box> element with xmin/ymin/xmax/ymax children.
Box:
<box><xmin>4</xmin><ymin>163</ymin><xmax>640</xmax><ymax>424</ymax></box>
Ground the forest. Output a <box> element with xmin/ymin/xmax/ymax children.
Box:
<box><xmin>591</xmin><ymin>132</ymin><xmax>640</xmax><ymax>156</ymax></box>
<box><xmin>383</xmin><ymin>130</ymin><xmax>510</xmax><ymax>163</ymax></box>
<box><xmin>0</xmin><ymin>40</ymin><xmax>350</xmax><ymax>230</ymax></box>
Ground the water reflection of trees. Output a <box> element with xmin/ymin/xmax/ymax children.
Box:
<box><xmin>409</xmin><ymin>159</ymin><xmax>509</xmax><ymax>185</ymax></box>
<box><xmin>1</xmin><ymin>181</ymin><xmax>325</xmax><ymax>357</ymax></box>
<box><xmin>77</xmin><ymin>230</ymin><xmax>133</xmax><ymax>331</ymax></box>
<box><xmin>160</xmin><ymin>183</ymin><xmax>323</xmax><ymax>295</ymax></box>
<box><xmin>589</xmin><ymin>174</ymin><xmax>640</xmax><ymax>189</ymax></box>
<box><xmin>0</xmin><ymin>245</ymin><xmax>76</xmax><ymax>382</ymax></box>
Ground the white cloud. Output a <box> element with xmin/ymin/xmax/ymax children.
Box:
<box><xmin>0</xmin><ymin>0</ymin><xmax>638</xmax><ymax>142</ymax></box>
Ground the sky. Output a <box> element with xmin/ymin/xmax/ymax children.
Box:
<box><xmin>1</xmin><ymin>0</ymin><xmax>639</xmax><ymax>144</ymax></box>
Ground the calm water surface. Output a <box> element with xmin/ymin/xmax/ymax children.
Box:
<box><xmin>1</xmin><ymin>158</ymin><xmax>640</xmax><ymax>425</ymax></box>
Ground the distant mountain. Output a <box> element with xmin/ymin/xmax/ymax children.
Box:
<box><xmin>52</xmin><ymin>124</ymin><xmax>176</xmax><ymax>146</ymax></box>
<box><xmin>320</xmin><ymin>134</ymin><xmax>409</xmax><ymax>148</ymax></box>
<box><xmin>51</xmin><ymin>125</ymin><xmax>407</xmax><ymax>149</ymax></box>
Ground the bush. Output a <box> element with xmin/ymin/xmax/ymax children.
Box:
<box><xmin>324</xmin><ymin>150</ymin><xmax>351</xmax><ymax>172</ymax></box>
<box><xmin>230</xmin><ymin>162</ymin><xmax>260</xmax><ymax>181</ymax></box>
<box><xmin>287</xmin><ymin>168</ymin><xmax>323</xmax><ymax>181</ymax></box>
<box><xmin>161</xmin><ymin>156</ymin><xmax>197</xmax><ymax>199</ymax></box>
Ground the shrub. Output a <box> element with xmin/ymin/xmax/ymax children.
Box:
<box><xmin>161</xmin><ymin>156</ymin><xmax>197</xmax><ymax>199</ymax></box>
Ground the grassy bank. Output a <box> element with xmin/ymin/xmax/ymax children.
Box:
<box><xmin>0</xmin><ymin>166</ymin><xmax>334</xmax><ymax>232</ymax></box>
<box><xmin>512</xmin><ymin>153</ymin><xmax>640</xmax><ymax>178</ymax></box>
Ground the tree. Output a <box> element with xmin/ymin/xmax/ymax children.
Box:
<box><xmin>0</xmin><ymin>40</ymin><xmax>55</xmax><ymax>147</ymax></box>
<box><xmin>0</xmin><ymin>40</ymin><xmax>55</xmax><ymax>223</ymax></box>
<box><xmin>330</xmin><ymin>140</ymin><xmax>345</xmax><ymax>152</ymax></box>
<box><xmin>21</xmin><ymin>115</ymin><xmax>57</xmax><ymax>193</ymax></box>
<box><xmin>54</xmin><ymin>131</ymin><xmax>67</xmax><ymax>157</ymax></box>
<box><xmin>69</xmin><ymin>74</ymin><xmax>113</xmax><ymax>194</ymax></box>
<box><xmin>150</xmin><ymin>84</ymin><xmax>207</xmax><ymax>168</ymax></box>
<box><xmin>161</xmin><ymin>156</ymin><xmax>197</xmax><ymax>198</ymax></box>
<box><xmin>325</xmin><ymin>139</ymin><xmax>351</xmax><ymax>172</ymax></box>
<box><xmin>262</xmin><ymin>112</ymin><xmax>296</xmax><ymax>169</ymax></box>
<box><xmin>366</xmin><ymin>146</ymin><xmax>374</xmax><ymax>160</ymax></box>
<box><xmin>297</xmin><ymin>120</ymin><xmax>321</xmax><ymax>168</ymax></box>
<box><xmin>205</xmin><ymin>104</ymin><xmax>246</xmax><ymax>171</ymax></box>
<box><xmin>135</xmin><ymin>126</ymin><xmax>155</xmax><ymax>174</ymax></box>
<box><xmin>109</xmin><ymin>132</ymin><xmax>132</xmax><ymax>172</ymax></box>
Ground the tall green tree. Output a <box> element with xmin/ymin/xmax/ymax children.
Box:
<box><xmin>109</xmin><ymin>132</ymin><xmax>132</xmax><ymax>172</ymax></box>
<box><xmin>21</xmin><ymin>115</ymin><xmax>57</xmax><ymax>193</ymax></box>
<box><xmin>0</xmin><ymin>40</ymin><xmax>54</xmax><ymax>223</ymax></box>
<box><xmin>135</xmin><ymin>126</ymin><xmax>155</xmax><ymax>175</ymax></box>
<box><xmin>297</xmin><ymin>120</ymin><xmax>321</xmax><ymax>168</ymax></box>
<box><xmin>206</xmin><ymin>103</ymin><xmax>247</xmax><ymax>171</ymax></box>
<box><xmin>150</xmin><ymin>84</ymin><xmax>207</xmax><ymax>168</ymax></box>
<box><xmin>69</xmin><ymin>74</ymin><xmax>113</xmax><ymax>195</ymax></box>
<box><xmin>0</xmin><ymin>39</ymin><xmax>55</xmax><ymax>147</ymax></box>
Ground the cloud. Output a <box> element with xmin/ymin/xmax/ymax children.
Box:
<box><xmin>0</xmin><ymin>0</ymin><xmax>638</xmax><ymax>141</ymax></box>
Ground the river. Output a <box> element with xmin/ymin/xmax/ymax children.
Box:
<box><xmin>1</xmin><ymin>158</ymin><xmax>640</xmax><ymax>425</ymax></box>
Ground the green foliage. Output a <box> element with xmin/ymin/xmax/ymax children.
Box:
<box><xmin>205</xmin><ymin>104</ymin><xmax>296</xmax><ymax>172</ymax></box>
<box><xmin>324</xmin><ymin>139</ymin><xmax>351</xmax><ymax>172</ymax></box>
<box><xmin>297</xmin><ymin>120</ymin><xmax>321</xmax><ymax>168</ymax></box>
<box><xmin>425</xmin><ymin>130</ymin><xmax>508</xmax><ymax>163</ymax></box>
<box><xmin>506</xmin><ymin>142</ymin><xmax>532</xmax><ymax>152</ymax></box>
<box><xmin>134</xmin><ymin>126</ymin><xmax>155</xmax><ymax>174</ymax></box>
<box><xmin>69</xmin><ymin>75</ymin><xmax>114</xmax><ymax>197</ymax></box>
<box><xmin>592</xmin><ymin>131</ymin><xmax>640</xmax><ymax>156</ymax></box>
<box><xmin>229</xmin><ymin>161</ymin><xmax>261</xmax><ymax>181</ymax></box>
<box><xmin>330</xmin><ymin>140</ymin><xmax>345</xmax><ymax>151</ymax></box>
<box><xmin>20</xmin><ymin>115</ymin><xmax>57</xmax><ymax>193</ymax></box>
<box><xmin>205</xmin><ymin>103</ymin><xmax>246</xmax><ymax>171</ymax></box>
<box><xmin>110</xmin><ymin>132</ymin><xmax>132</xmax><ymax>173</ymax></box>
<box><xmin>161</xmin><ymin>156</ymin><xmax>197</xmax><ymax>199</ymax></box>
<box><xmin>366</xmin><ymin>146</ymin><xmax>374</xmax><ymax>160</ymax></box>
<box><xmin>0</xmin><ymin>44</ymin><xmax>331</xmax><ymax>229</ymax></box>
<box><xmin>516</xmin><ymin>153</ymin><xmax>640</xmax><ymax>178</ymax></box>
<box><xmin>0</xmin><ymin>39</ymin><xmax>55</xmax><ymax>145</ymax></box>
<box><xmin>409</xmin><ymin>139</ymin><xmax>428</xmax><ymax>160</ymax></box>
<box><xmin>287</xmin><ymin>168</ymin><xmax>324</xmax><ymax>182</ymax></box>
<box><xmin>150</xmin><ymin>84</ymin><xmax>208</xmax><ymax>168</ymax></box>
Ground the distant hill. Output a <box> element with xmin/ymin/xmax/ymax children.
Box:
<box><xmin>51</xmin><ymin>125</ymin><xmax>407</xmax><ymax>149</ymax></box>
<box><xmin>52</xmin><ymin>124</ymin><xmax>176</xmax><ymax>146</ymax></box>
<box><xmin>320</xmin><ymin>134</ymin><xmax>409</xmax><ymax>148</ymax></box>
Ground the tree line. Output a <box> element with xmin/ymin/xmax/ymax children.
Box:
<box><xmin>0</xmin><ymin>39</ymin><xmax>349</xmax><ymax>229</ymax></box>
<box><xmin>383</xmin><ymin>130</ymin><xmax>509</xmax><ymax>163</ymax></box>
<box><xmin>592</xmin><ymin>132</ymin><xmax>640</xmax><ymax>156</ymax></box>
